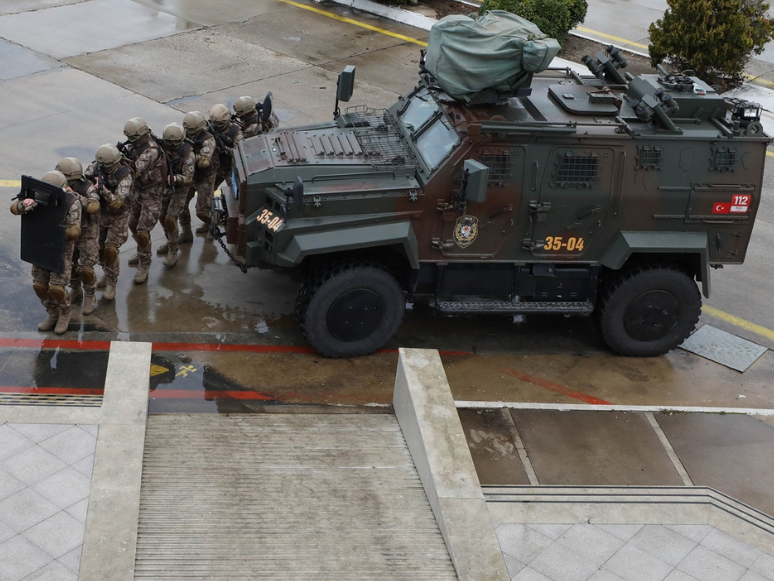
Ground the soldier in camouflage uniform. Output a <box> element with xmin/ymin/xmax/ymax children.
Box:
<box><xmin>10</xmin><ymin>171</ymin><xmax>82</xmax><ymax>335</ymax></box>
<box><xmin>123</xmin><ymin>117</ymin><xmax>167</xmax><ymax>284</ymax></box>
<box><xmin>209</xmin><ymin>103</ymin><xmax>243</xmax><ymax>192</ymax></box>
<box><xmin>156</xmin><ymin>122</ymin><xmax>195</xmax><ymax>267</ymax></box>
<box><xmin>233</xmin><ymin>95</ymin><xmax>279</xmax><ymax>138</ymax></box>
<box><xmin>86</xmin><ymin>144</ymin><xmax>134</xmax><ymax>301</ymax></box>
<box><xmin>56</xmin><ymin>157</ymin><xmax>101</xmax><ymax>315</ymax></box>
<box><xmin>179</xmin><ymin>111</ymin><xmax>219</xmax><ymax>238</ymax></box>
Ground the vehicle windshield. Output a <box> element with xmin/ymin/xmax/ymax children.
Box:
<box><xmin>399</xmin><ymin>88</ymin><xmax>439</xmax><ymax>134</ymax></box>
<box><xmin>415</xmin><ymin>116</ymin><xmax>458</xmax><ymax>169</ymax></box>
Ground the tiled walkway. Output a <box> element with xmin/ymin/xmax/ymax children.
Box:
<box><xmin>497</xmin><ymin>523</ymin><xmax>774</xmax><ymax>581</ymax></box>
<box><xmin>0</xmin><ymin>423</ymin><xmax>97</xmax><ymax>581</ymax></box>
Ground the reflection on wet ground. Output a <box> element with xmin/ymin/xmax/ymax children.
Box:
<box><xmin>0</xmin><ymin>347</ymin><xmax>109</xmax><ymax>393</ymax></box>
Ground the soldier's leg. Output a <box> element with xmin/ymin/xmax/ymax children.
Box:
<box><xmin>194</xmin><ymin>174</ymin><xmax>217</xmax><ymax>234</ymax></box>
<box><xmin>103</xmin><ymin>211</ymin><xmax>130</xmax><ymax>300</ymax></box>
<box><xmin>162</xmin><ymin>188</ymin><xmax>187</xmax><ymax>267</ymax></box>
<box><xmin>134</xmin><ymin>187</ymin><xmax>163</xmax><ymax>284</ymax></box>
<box><xmin>32</xmin><ymin>265</ymin><xmax>58</xmax><ymax>332</ymax></box>
<box><xmin>157</xmin><ymin>193</ymin><xmax>172</xmax><ymax>255</ymax></box>
<box><xmin>69</xmin><ymin>247</ymin><xmax>83</xmax><ymax>304</ymax></box>
<box><xmin>178</xmin><ymin>186</ymin><xmax>194</xmax><ymax>243</ymax></box>
<box><xmin>78</xmin><ymin>234</ymin><xmax>100</xmax><ymax>315</ymax></box>
<box><xmin>49</xmin><ymin>240</ymin><xmax>76</xmax><ymax>335</ymax></box>
<box><xmin>96</xmin><ymin>224</ymin><xmax>109</xmax><ymax>288</ymax></box>
<box><xmin>128</xmin><ymin>195</ymin><xmax>142</xmax><ymax>267</ymax></box>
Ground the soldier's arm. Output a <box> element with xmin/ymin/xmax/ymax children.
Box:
<box><xmin>196</xmin><ymin>136</ymin><xmax>216</xmax><ymax>169</ymax></box>
<box><xmin>134</xmin><ymin>147</ymin><xmax>159</xmax><ymax>179</ymax></box>
<box><xmin>83</xmin><ymin>182</ymin><xmax>100</xmax><ymax>214</ymax></box>
<box><xmin>102</xmin><ymin>173</ymin><xmax>134</xmax><ymax>210</ymax></box>
<box><xmin>9</xmin><ymin>198</ymin><xmax>35</xmax><ymax>215</ymax></box>
<box><xmin>233</xmin><ymin>128</ymin><xmax>244</xmax><ymax>145</ymax></box>
<box><xmin>175</xmin><ymin>150</ymin><xmax>196</xmax><ymax>187</ymax></box>
<box><xmin>64</xmin><ymin>196</ymin><xmax>82</xmax><ymax>240</ymax></box>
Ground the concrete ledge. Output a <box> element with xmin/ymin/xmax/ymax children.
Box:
<box><xmin>79</xmin><ymin>341</ymin><xmax>151</xmax><ymax>581</ymax></box>
<box><xmin>394</xmin><ymin>348</ymin><xmax>509</xmax><ymax>581</ymax></box>
<box><xmin>485</xmin><ymin>485</ymin><xmax>774</xmax><ymax>557</ymax></box>
<box><xmin>0</xmin><ymin>405</ymin><xmax>101</xmax><ymax>424</ymax></box>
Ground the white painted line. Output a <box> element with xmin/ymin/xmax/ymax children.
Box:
<box><xmin>454</xmin><ymin>401</ymin><xmax>774</xmax><ymax>416</ymax></box>
<box><xmin>499</xmin><ymin>409</ymin><xmax>539</xmax><ymax>485</ymax></box>
<box><xmin>645</xmin><ymin>411</ymin><xmax>693</xmax><ymax>486</ymax></box>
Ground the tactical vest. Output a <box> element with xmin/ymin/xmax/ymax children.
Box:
<box><xmin>72</xmin><ymin>180</ymin><xmax>99</xmax><ymax>228</ymax></box>
<box><xmin>216</xmin><ymin>123</ymin><xmax>241</xmax><ymax>169</ymax></box>
<box><xmin>167</xmin><ymin>141</ymin><xmax>193</xmax><ymax>174</ymax></box>
<box><xmin>129</xmin><ymin>137</ymin><xmax>168</xmax><ymax>188</ymax></box>
<box><xmin>193</xmin><ymin>132</ymin><xmax>219</xmax><ymax>180</ymax></box>
<box><xmin>239</xmin><ymin>112</ymin><xmax>260</xmax><ymax>138</ymax></box>
<box><xmin>101</xmin><ymin>165</ymin><xmax>132</xmax><ymax>213</ymax></box>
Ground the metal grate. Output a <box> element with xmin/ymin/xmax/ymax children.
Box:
<box><xmin>711</xmin><ymin>147</ymin><xmax>737</xmax><ymax>172</ymax></box>
<box><xmin>636</xmin><ymin>145</ymin><xmax>662</xmax><ymax>170</ymax></box>
<box><xmin>478</xmin><ymin>153</ymin><xmax>511</xmax><ymax>185</ymax></box>
<box><xmin>355</xmin><ymin>112</ymin><xmax>419</xmax><ymax>171</ymax></box>
<box><xmin>555</xmin><ymin>153</ymin><xmax>599</xmax><ymax>185</ymax></box>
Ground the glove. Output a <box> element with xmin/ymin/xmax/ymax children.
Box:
<box><xmin>85</xmin><ymin>200</ymin><xmax>101</xmax><ymax>214</ymax></box>
<box><xmin>108</xmin><ymin>198</ymin><xmax>123</xmax><ymax>211</ymax></box>
<box><xmin>65</xmin><ymin>225</ymin><xmax>81</xmax><ymax>241</ymax></box>
<box><xmin>197</xmin><ymin>157</ymin><xmax>210</xmax><ymax>169</ymax></box>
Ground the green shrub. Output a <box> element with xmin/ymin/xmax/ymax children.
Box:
<box><xmin>649</xmin><ymin>0</ymin><xmax>774</xmax><ymax>86</ymax></box>
<box><xmin>478</xmin><ymin>0</ymin><xmax>589</xmax><ymax>45</ymax></box>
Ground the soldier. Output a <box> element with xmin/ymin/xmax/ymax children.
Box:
<box><xmin>209</xmin><ymin>103</ymin><xmax>243</xmax><ymax>191</ymax></box>
<box><xmin>10</xmin><ymin>171</ymin><xmax>81</xmax><ymax>335</ymax></box>
<box><xmin>179</xmin><ymin>111</ymin><xmax>219</xmax><ymax>238</ymax></box>
<box><xmin>233</xmin><ymin>95</ymin><xmax>279</xmax><ymax>138</ymax></box>
<box><xmin>87</xmin><ymin>144</ymin><xmax>134</xmax><ymax>301</ymax></box>
<box><xmin>123</xmin><ymin>117</ymin><xmax>167</xmax><ymax>284</ymax></box>
<box><xmin>156</xmin><ymin>122</ymin><xmax>195</xmax><ymax>267</ymax></box>
<box><xmin>56</xmin><ymin>157</ymin><xmax>101</xmax><ymax>315</ymax></box>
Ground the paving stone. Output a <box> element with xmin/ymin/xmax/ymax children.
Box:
<box><xmin>0</xmin><ymin>470</ymin><xmax>26</xmax><ymax>502</ymax></box>
<box><xmin>664</xmin><ymin>525</ymin><xmax>713</xmax><ymax>544</ymax></box>
<box><xmin>677</xmin><ymin>545</ymin><xmax>747</xmax><ymax>581</ymax></box>
<box><xmin>700</xmin><ymin>529</ymin><xmax>764</xmax><ymax>569</ymax></box>
<box><xmin>0</xmin><ymin>424</ymin><xmax>34</xmax><ymax>461</ymax></box>
<box><xmin>0</xmin><ymin>520</ymin><xmax>15</xmax><ymax>543</ymax></box>
<box><xmin>0</xmin><ymin>535</ymin><xmax>52</xmax><ymax>581</ymax></box>
<box><xmin>556</xmin><ymin>524</ymin><xmax>625</xmax><ymax>566</ymax></box>
<box><xmin>603</xmin><ymin>545</ymin><xmax>674</xmax><ymax>581</ymax></box>
<box><xmin>497</xmin><ymin>524</ymin><xmax>554</xmax><ymax>564</ymax></box>
<box><xmin>37</xmin><ymin>427</ymin><xmax>96</xmax><ymax>466</ymax></box>
<box><xmin>504</xmin><ymin>553</ymin><xmax>526</xmax><ymax>578</ymax></box>
<box><xmin>21</xmin><ymin>560</ymin><xmax>77</xmax><ymax>581</ymax></box>
<box><xmin>529</xmin><ymin>542</ymin><xmax>601</xmax><ymax>581</ymax></box>
<box><xmin>1</xmin><ymin>446</ymin><xmax>67</xmax><ymax>486</ymax></box>
<box><xmin>57</xmin><ymin>546</ymin><xmax>81</xmax><ymax>575</ymax></box>
<box><xmin>527</xmin><ymin>523</ymin><xmax>573</xmax><ymax>540</ymax></box>
<box><xmin>22</xmin><ymin>512</ymin><xmax>84</xmax><ymax>560</ymax></box>
<box><xmin>32</xmin><ymin>467</ymin><xmax>90</xmax><ymax>510</ymax></box>
<box><xmin>750</xmin><ymin>552</ymin><xmax>774</xmax><ymax>580</ymax></box>
<box><xmin>588</xmin><ymin>571</ymin><xmax>627</xmax><ymax>581</ymax></box>
<box><xmin>629</xmin><ymin>525</ymin><xmax>698</xmax><ymax>567</ymax></box>
<box><xmin>76</xmin><ymin>425</ymin><xmax>97</xmax><ymax>438</ymax></box>
<box><xmin>595</xmin><ymin>524</ymin><xmax>644</xmax><ymax>542</ymax></box>
<box><xmin>8</xmin><ymin>425</ymin><xmax>68</xmax><ymax>445</ymax></box>
<box><xmin>664</xmin><ymin>570</ymin><xmax>701</xmax><ymax>581</ymax></box>
<box><xmin>513</xmin><ymin>567</ymin><xmax>552</xmax><ymax>581</ymax></box>
<box><xmin>63</xmin><ymin>498</ymin><xmax>88</xmax><ymax>525</ymax></box>
<box><xmin>0</xmin><ymin>488</ymin><xmax>59</xmax><ymax>534</ymax></box>
<box><xmin>739</xmin><ymin>571</ymin><xmax>771</xmax><ymax>581</ymax></box>
<box><xmin>70</xmin><ymin>455</ymin><xmax>94</xmax><ymax>479</ymax></box>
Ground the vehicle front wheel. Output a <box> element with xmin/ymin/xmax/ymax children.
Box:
<box><xmin>597</xmin><ymin>264</ymin><xmax>701</xmax><ymax>357</ymax></box>
<box><xmin>296</xmin><ymin>261</ymin><xmax>405</xmax><ymax>358</ymax></box>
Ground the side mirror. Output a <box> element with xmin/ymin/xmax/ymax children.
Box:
<box><xmin>337</xmin><ymin>65</ymin><xmax>356</xmax><ymax>103</ymax></box>
<box><xmin>463</xmin><ymin>159</ymin><xmax>489</xmax><ymax>203</ymax></box>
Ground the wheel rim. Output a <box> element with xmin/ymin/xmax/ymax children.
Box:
<box><xmin>623</xmin><ymin>290</ymin><xmax>680</xmax><ymax>342</ymax></box>
<box><xmin>327</xmin><ymin>289</ymin><xmax>385</xmax><ymax>342</ymax></box>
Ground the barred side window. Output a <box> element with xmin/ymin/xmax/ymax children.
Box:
<box><xmin>636</xmin><ymin>145</ymin><xmax>662</xmax><ymax>170</ymax></box>
<box><xmin>478</xmin><ymin>153</ymin><xmax>511</xmax><ymax>186</ymax></box>
<box><xmin>711</xmin><ymin>147</ymin><xmax>736</xmax><ymax>172</ymax></box>
<box><xmin>554</xmin><ymin>153</ymin><xmax>599</xmax><ymax>187</ymax></box>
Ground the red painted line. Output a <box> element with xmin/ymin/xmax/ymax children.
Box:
<box><xmin>150</xmin><ymin>389</ymin><xmax>275</xmax><ymax>401</ymax></box>
<box><xmin>0</xmin><ymin>386</ymin><xmax>104</xmax><ymax>396</ymax></box>
<box><xmin>502</xmin><ymin>369</ymin><xmax>612</xmax><ymax>405</ymax></box>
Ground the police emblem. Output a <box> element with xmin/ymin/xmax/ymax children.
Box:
<box><xmin>453</xmin><ymin>215</ymin><xmax>479</xmax><ymax>248</ymax></box>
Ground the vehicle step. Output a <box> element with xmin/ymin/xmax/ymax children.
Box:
<box><xmin>435</xmin><ymin>300</ymin><xmax>594</xmax><ymax>314</ymax></box>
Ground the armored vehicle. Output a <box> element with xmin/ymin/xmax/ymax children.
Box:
<box><xmin>212</xmin><ymin>13</ymin><xmax>769</xmax><ymax>358</ymax></box>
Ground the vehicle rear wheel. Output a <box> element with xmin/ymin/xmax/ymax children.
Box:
<box><xmin>597</xmin><ymin>264</ymin><xmax>701</xmax><ymax>357</ymax></box>
<box><xmin>296</xmin><ymin>261</ymin><xmax>405</xmax><ymax>358</ymax></box>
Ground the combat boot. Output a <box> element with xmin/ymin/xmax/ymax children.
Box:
<box><xmin>54</xmin><ymin>309</ymin><xmax>71</xmax><ymax>335</ymax></box>
<box><xmin>179</xmin><ymin>224</ymin><xmax>193</xmax><ymax>244</ymax></box>
<box><xmin>38</xmin><ymin>310</ymin><xmax>58</xmax><ymax>332</ymax></box>
<box><xmin>128</xmin><ymin>254</ymin><xmax>139</xmax><ymax>266</ymax></box>
<box><xmin>82</xmin><ymin>291</ymin><xmax>96</xmax><ymax>315</ymax></box>
<box><xmin>134</xmin><ymin>264</ymin><xmax>149</xmax><ymax>284</ymax></box>
<box><xmin>103</xmin><ymin>280</ymin><xmax>117</xmax><ymax>301</ymax></box>
<box><xmin>156</xmin><ymin>242</ymin><xmax>169</xmax><ymax>256</ymax></box>
<box><xmin>195</xmin><ymin>222</ymin><xmax>209</xmax><ymax>234</ymax></box>
<box><xmin>164</xmin><ymin>248</ymin><xmax>178</xmax><ymax>267</ymax></box>
<box><xmin>69</xmin><ymin>284</ymin><xmax>83</xmax><ymax>304</ymax></box>
<box><xmin>96</xmin><ymin>275</ymin><xmax>107</xmax><ymax>289</ymax></box>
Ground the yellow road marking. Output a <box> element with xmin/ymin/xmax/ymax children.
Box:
<box><xmin>702</xmin><ymin>304</ymin><xmax>774</xmax><ymax>342</ymax></box>
<box><xmin>767</xmin><ymin>151</ymin><xmax>774</xmax><ymax>159</ymax></box>
<box><xmin>150</xmin><ymin>363</ymin><xmax>170</xmax><ymax>377</ymax></box>
<box><xmin>575</xmin><ymin>27</ymin><xmax>649</xmax><ymax>50</ymax></box>
<box><xmin>276</xmin><ymin>0</ymin><xmax>427</xmax><ymax>46</ymax></box>
<box><xmin>0</xmin><ymin>180</ymin><xmax>20</xmax><ymax>188</ymax></box>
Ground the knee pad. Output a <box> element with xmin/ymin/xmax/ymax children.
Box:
<box><xmin>164</xmin><ymin>215</ymin><xmax>178</xmax><ymax>235</ymax></box>
<box><xmin>78</xmin><ymin>266</ymin><xmax>96</xmax><ymax>285</ymax></box>
<box><xmin>196</xmin><ymin>211</ymin><xmax>211</xmax><ymax>224</ymax></box>
<box><xmin>129</xmin><ymin>221</ymin><xmax>138</xmax><ymax>237</ymax></box>
<box><xmin>48</xmin><ymin>284</ymin><xmax>66</xmax><ymax>303</ymax></box>
<box><xmin>104</xmin><ymin>245</ymin><xmax>119</xmax><ymax>265</ymax></box>
<box><xmin>33</xmin><ymin>281</ymin><xmax>48</xmax><ymax>301</ymax></box>
<box><xmin>136</xmin><ymin>230</ymin><xmax>151</xmax><ymax>249</ymax></box>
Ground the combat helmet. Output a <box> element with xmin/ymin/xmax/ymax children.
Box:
<box><xmin>163</xmin><ymin>122</ymin><xmax>186</xmax><ymax>150</ymax></box>
<box><xmin>95</xmin><ymin>144</ymin><xmax>123</xmax><ymax>172</ymax></box>
<box><xmin>183</xmin><ymin>111</ymin><xmax>208</xmax><ymax>138</ymax></box>
<box><xmin>233</xmin><ymin>96</ymin><xmax>256</xmax><ymax>119</ymax></box>
<box><xmin>209</xmin><ymin>104</ymin><xmax>231</xmax><ymax>130</ymax></box>
<box><xmin>124</xmin><ymin>117</ymin><xmax>151</xmax><ymax>142</ymax></box>
<box><xmin>41</xmin><ymin>170</ymin><xmax>68</xmax><ymax>188</ymax></box>
<box><xmin>55</xmin><ymin>157</ymin><xmax>85</xmax><ymax>182</ymax></box>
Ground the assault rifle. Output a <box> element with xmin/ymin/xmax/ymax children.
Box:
<box><xmin>207</xmin><ymin>122</ymin><xmax>229</xmax><ymax>155</ymax></box>
<box><xmin>94</xmin><ymin>162</ymin><xmax>104</xmax><ymax>198</ymax></box>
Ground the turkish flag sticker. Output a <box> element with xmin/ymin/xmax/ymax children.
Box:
<box><xmin>713</xmin><ymin>203</ymin><xmax>730</xmax><ymax>214</ymax></box>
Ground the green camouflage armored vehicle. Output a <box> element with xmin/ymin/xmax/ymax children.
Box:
<box><xmin>212</xmin><ymin>13</ymin><xmax>770</xmax><ymax>358</ymax></box>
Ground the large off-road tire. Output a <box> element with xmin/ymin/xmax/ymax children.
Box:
<box><xmin>296</xmin><ymin>261</ymin><xmax>405</xmax><ymax>358</ymax></box>
<box><xmin>597</xmin><ymin>264</ymin><xmax>701</xmax><ymax>357</ymax></box>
